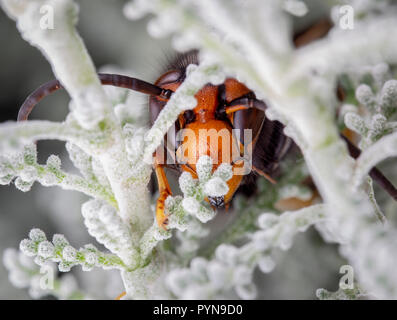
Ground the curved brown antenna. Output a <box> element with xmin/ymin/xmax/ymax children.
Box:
<box><xmin>17</xmin><ymin>73</ymin><xmax>173</xmax><ymax>121</ymax></box>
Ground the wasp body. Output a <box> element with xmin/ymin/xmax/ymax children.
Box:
<box><xmin>148</xmin><ymin>50</ymin><xmax>291</xmax><ymax>228</ymax></box>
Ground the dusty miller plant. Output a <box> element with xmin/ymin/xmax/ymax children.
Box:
<box><xmin>2</xmin><ymin>0</ymin><xmax>397</xmax><ymax>299</ymax></box>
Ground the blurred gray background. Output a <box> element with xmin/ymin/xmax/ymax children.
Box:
<box><xmin>0</xmin><ymin>0</ymin><xmax>354</xmax><ymax>299</ymax></box>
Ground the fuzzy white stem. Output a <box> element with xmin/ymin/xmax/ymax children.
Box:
<box><xmin>353</xmin><ymin>131</ymin><xmax>397</xmax><ymax>188</ymax></box>
<box><xmin>291</xmin><ymin>13</ymin><xmax>397</xmax><ymax>81</ymax></box>
<box><xmin>1</xmin><ymin>0</ymin><xmax>110</xmax><ymax>129</ymax></box>
<box><xmin>0</xmin><ymin>120</ymin><xmax>85</xmax><ymax>147</ymax></box>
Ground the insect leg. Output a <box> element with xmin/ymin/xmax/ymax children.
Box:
<box><xmin>154</xmin><ymin>148</ymin><xmax>173</xmax><ymax>230</ymax></box>
<box><xmin>225</xmin><ymin>96</ymin><xmax>267</xmax><ymax>113</ymax></box>
<box><xmin>18</xmin><ymin>73</ymin><xmax>173</xmax><ymax>121</ymax></box>
<box><xmin>115</xmin><ymin>291</ymin><xmax>126</xmax><ymax>300</ymax></box>
<box><xmin>225</xmin><ymin>105</ymin><xmax>249</xmax><ymax>115</ymax></box>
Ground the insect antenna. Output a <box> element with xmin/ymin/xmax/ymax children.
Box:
<box><xmin>342</xmin><ymin>135</ymin><xmax>397</xmax><ymax>201</ymax></box>
<box><xmin>17</xmin><ymin>73</ymin><xmax>173</xmax><ymax>121</ymax></box>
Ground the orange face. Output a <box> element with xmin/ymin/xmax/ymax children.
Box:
<box><xmin>175</xmin><ymin>84</ymin><xmax>247</xmax><ymax>207</ymax></box>
<box><xmin>177</xmin><ymin>119</ymin><xmax>245</xmax><ymax>203</ymax></box>
<box><xmin>154</xmin><ymin>72</ymin><xmax>254</xmax><ymax>207</ymax></box>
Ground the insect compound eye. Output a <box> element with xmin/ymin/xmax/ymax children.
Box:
<box><xmin>155</xmin><ymin>69</ymin><xmax>184</xmax><ymax>87</ymax></box>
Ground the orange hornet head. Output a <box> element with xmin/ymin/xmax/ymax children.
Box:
<box><xmin>176</xmin><ymin>85</ymin><xmax>248</xmax><ymax>207</ymax></box>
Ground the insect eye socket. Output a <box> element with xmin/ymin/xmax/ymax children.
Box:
<box><xmin>156</xmin><ymin>70</ymin><xmax>183</xmax><ymax>86</ymax></box>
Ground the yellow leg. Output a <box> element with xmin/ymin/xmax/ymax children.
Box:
<box><xmin>115</xmin><ymin>291</ymin><xmax>126</xmax><ymax>300</ymax></box>
<box><xmin>154</xmin><ymin>152</ymin><xmax>172</xmax><ymax>230</ymax></box>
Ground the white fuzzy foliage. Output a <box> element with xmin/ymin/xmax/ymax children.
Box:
<box><xmin>3</xmin><ymin>248</ymin><xmax>89</xmax><ymax>299</ymax></box>
<box><xmin>19</xmin><ymin>228</ymin><xmax>126</xmax><ymax>272</ymax></box>
<box><xmin>204</xmin><ymin>177</ymin><xmax>229</xmax><ymax>198</ymax></box>
<box><xmin>277</xmin><ymin>184</ymin><xmax>312</xmax><ymax>202</ymax></box>
<box><xmin>316</xmin><ymin>285</ymin><xmax>369</xmax><ymax>300</ymax></box>
<box><xmin>342</xmin><ymin>68</ymin><xmax>397</xmax><ymax>194</ymax></box>
<box><xmin>282</xmin><ymin>0</ymin><xmax>308</xmax><ymax>17</ymax></box>
<box><xmin>356</xmin><ymin>84</ymin><xmax>375</xmax><ymax>110</ymax></box>
<box><xmin>65</xmin><ymin>142</ymin><xmax>110</xmax><ymax>188</ymax></box>
<box><xmin>81</xmin><ymin>199</ymin><xmax>139</xmax><ymax>267</ymax></box>
<box><xmin>345</xmin><ymin>69</ymin><xmax>397</xmax><ymax>151</ymax></box>
<box><xmin>166</xmin><ymin>205</ymin><xmax>327</xmax><ymax>299</ymax></box>
<box><xmin>0</xmin><ymin>143</ymin><xmax>116</xmax><ymax>204</ymax></box>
